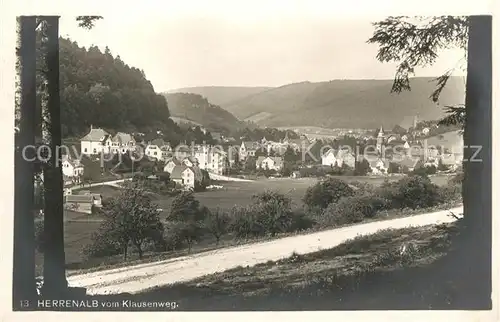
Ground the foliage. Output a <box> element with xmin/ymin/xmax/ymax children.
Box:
<box><xmin>368</xmin><ymin>16</ymin><xmax>468</xmax><ymax>127</ymax></box>
<box><xmin>412</xmin><ymin>165</ymin><xmax>437</xmax><ymax>176</ymax></box>
<box><xmin>86</xmin><ymin>183</ymin><xmax>164</xmax><ymax>260</ymax></box>
<box><xmin>251</xmin><ymin>191</ymin><xmax>295</xmax><ymax>236</ymax></box>
<box><xmin>354</xmin><ymin>158</ymin><xmax>371</xmax><ymax>176</ymax></box>
<box><xmin>168</xmin><ymin>191</ymin><xmax>206</xmax><ymax>252</ymax></box>
<box><xmin>229</xmin><ymin>205</ymin><xmax>264</xmax><ymax>239</ymax></box>
<box><xmin>387</xmin><ymin>162</ymin><xmax>401</xmax><ymax>174</ymax></box>
<box><xmin>165</xmin><ymin>93</ymin><xmax>242</xmax><ymax>134</ymax></box>
<box><xmin>303</xmin><ymin>178</ymin><xmax>355</xmax><ymax>210</ymax></box>
<box><xmin>204</xmin><ymin>208</ymin><xmax>231</xmax><ymax>245</ymax></box>
<box><xmin>376</xmin><ymin>175</ymin><xmax>442</xmax><ymax>209</ymax></box>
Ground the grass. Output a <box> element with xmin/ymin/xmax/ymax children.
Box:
<box><xmin>87</xmin><ymin>222</ymin><xmax>488</xmax><ymax>310</ymax></box>
<box><xmin>44</xmin><ymin>175</ymin><xmax>458</xmax><ymax>275</ymax></box>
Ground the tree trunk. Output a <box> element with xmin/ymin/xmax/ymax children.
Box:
<box><xmin>13</xmin><ymin>15</ymin><xmax>38</xmax><ymax>305</ymax></box>
<box><xmin>41</xmin><ymin>16</ymin><xmax>69</xmax><ymax>296</ymax></box>
<box><xmin>123</xmin><ymin>244</ymin><xmax>128</xmax><ymax>261</ymax></box>
<box><xmin>457</xmin><ymin>15</ymin><xmax>492</xmax><ymax>308</ymax></box>
<box><xmin>137</xmin><ymin>245</ymin><xmax>143</xmax><ymax>259</ymax></box>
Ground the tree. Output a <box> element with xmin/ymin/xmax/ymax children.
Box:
<box><xmin>367</xmin><ymin>16</ymin><xmax>468</xmax><ymax>127</ymax></box>
<box><xmin>303</xmin><ymin>178</ymin><xmax>355</xmax><ymax>210</ymax></box>
<box><xmin>168</xmin><ymin>191</ymin><xmax>206</xmax><ymax>252</ymax></box>
<box><xmin>252</xmin><ymin>191</ymin><xmax>295</xmax><ymax>236</ymax></box>
<box><xmin>369</xmin><ymin>16</ymin><xmax>491</xmax><ymax>307</ymax></box>
<box><xmin>204</xmin><ymin>207</ymin><xmax>230</xmax><ymax>245</ymax></box>
<box><xmin>354</xmin><ymin>158</ymin><xmax>371</xmax><ymax>176</ymax></box>
<box><xmin>92</xmin><ymin>182</ymin><xmax>164</xmax><ymax>260</ymax></box>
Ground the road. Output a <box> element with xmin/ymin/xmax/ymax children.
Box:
<box><xmin>66</xmin><ymin>205</ymin><xmax>463</xmax><ymax>295</ymax></box>
<box><xmin>70</xmin><ymin>178</ymin><xmax>130</xmax><ymax>191</ymax></box>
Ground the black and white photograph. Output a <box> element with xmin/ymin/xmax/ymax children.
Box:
<box><xmin>3</xmin><ymin>0</ymin><xmax>495</xmax><ymax>315</ymax></box>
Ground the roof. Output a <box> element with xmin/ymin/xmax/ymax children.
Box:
<box><xmin>81</xmin><ymin>128</ymin><xmax>110</xmax><ymax>142</ymax></box>
<box><xmin>112</xmin><ymin>132</ymin><xmax>135</xmax><ymax>144</ymax></box>
<box><xmin>322</xmin><ymin>148</ymin><xmax>336</xmax><ymax>158</ymax></box>
<box><xmin>170</xmin><ymin>165</ymin><xmax>192</xmax><ymax>179</ymax></box>
<box><xmin>183</xmin><ymin>156</ymin><xmax>198</xmax><ymax>164</ymax></box>
<box><xmin>165</xmin><ymin>157</ymin><xmax>181</xmax><ymax>165</ymax></box>
<box><xmin>65</xmin><ymin>195</ymin><xmax>94</xmax><ymax>203</ymax></box>
<box><xmin>242</xmin><ymin>141</ymin><xmax>261</xmax><ymax>150</ymax></box>
<box><xmin>150</xmin><ymin>138</ymin><xmax>166</xmax><ymax>147</ymax></box>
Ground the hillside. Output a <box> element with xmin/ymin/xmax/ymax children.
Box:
<box><xmin>174</xmin><ymin>78</ymin><xmax>465</xmax><ymax>129</ymax></box>
<box><xmin>59</xmin><ymin>38</ymin><xmax>176</xmax><ymax>137</ymax></box>
<box><xmin>164</xmin><ymin>93</ymin><xmax>243</xmax><ymax>134</ymax></box>
<box><xmin>166</xmin><ymin>86</ymin><xmax>271</xmax><ymax>107</ymax></box>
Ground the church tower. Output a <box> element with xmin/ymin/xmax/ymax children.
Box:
<box><xmin>376</xmin><ymin>126</ymin><xmax>384</xmax><ymax>153</ymax></box>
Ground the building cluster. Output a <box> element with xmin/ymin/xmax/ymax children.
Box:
<box><xmin>320</xmin><ymin>126</ymin><xmax>464</xmax><ymax>175</ymax></box>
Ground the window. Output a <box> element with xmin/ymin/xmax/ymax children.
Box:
<box><xmin>84</xmin><ymin>148</ymin><xmax>88</xmax><ymax>153</ymax></box>
<box><xmin>93</xmin><ymin>149</ymin><xmax>97</xmax><ymax>153</ymax></box>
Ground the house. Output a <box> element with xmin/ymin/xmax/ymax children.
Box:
<box><xmin>194</xmin><ymin>145</ymin><xmax>228</xmax><ymax>175</ymax></box>
<box><xmin>80</xmin><ymin>125</ymin><xmax>110</xmax><ymax>155</ymax></box>
<box><xmin>239</xmin><ymin>141</ymin><xmax>261</xmax><ymax>161</ymax></box>
<box><xmin>170</xmin><ymin>165</ymin><xmax>202</xmax><ymax>190</ymax></box>
<box><xmin>105</xmin><ymin>132</ymin><xmax>136</xmax><ymax>154</ymax></box>
<box><xmin>256</xmin><ymin>156</ymin><xmax>284</xmax><ymax>171</ymax></box>
<box><xmin>61</xmin><ymin>155</ymin><xmax>84</xmax><ymax>181</ymax></box>
<box><xmin>321</xmin><ymin>149</ymin><xmax>338</xmax><ymax>167</ymax></box>
<box><xmin>182</xmin><ymin>156</ymin><xmax>199</xmax><ymax>167</ymax></box>
<box><xmin>64</xmin><ymin>194</ymin><xmax>101</xmax><ymax>214</ymax></box>
<box><xmin>336</xmin><ymin>149</ymin><xmax>356</xmax><ymax>168</ymax></box>
<box><xmin>369</xmin><ymin>158</ymin><xmax>390</xmax><ymax>175</ymax></box>
<box><xmin>145</xmin><ymin>138</ymin><xmax>171</xmax><ymax>160</ymax></box>
<box><xmin>163</xmin><ymin>157</ymin><xmax>181</xmax><ymax>174</ymax></box>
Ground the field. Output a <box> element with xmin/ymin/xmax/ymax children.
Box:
<box><xmin>38</xmin><ymin>174</ymin><xmax>454</xmax><ymax>274</ymax></box>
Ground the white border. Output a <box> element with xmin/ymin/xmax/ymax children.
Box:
<box><xmin>0</xmin><ymin>0</ymin><xmax>498</xmax><ymax>321</ymax></box>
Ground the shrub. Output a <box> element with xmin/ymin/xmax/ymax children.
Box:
<box><xmin>376</xmin><ymin>175</ymin><xmax>442</xmax><ymax>209</ymax></box>
<box><xmin>83</xmin><ymin>230</ymin><xmax>122</xmax><ymax>259</ymax></box>
<box><xmin>303</xmin><ymin>178</ymin><xmax>355</xmax><ymax>210</ymax></box>
<box><xmin>322</xmin><ymin>198</ymin><xmax>366</xmax><ymax>227</ymax></box>
<box><xmin>289</xmin><ymin>211</ymin><xmax>316</xmax><ymax>232</ymax></box>
<box><xmin>229</xmin><ymin>205</ymin><xmax>265</xmax><ymax>239</ymax></box>
<box><xmin>204</xmin><ymin>207</ymin><xmax>231</xmax><ymax>245</ymax></box>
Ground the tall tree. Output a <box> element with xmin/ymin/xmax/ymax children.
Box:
<box><xmin>13</xmin><ymin>15</ymin><xmax>37</xmax><ymax>303</ymax></box>
<box><xmin>368</xmin><ymin>15</ymin><xmax>491</xmax><ymax>308</ymax></box>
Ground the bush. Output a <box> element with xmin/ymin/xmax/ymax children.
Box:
<box><xmin>321</xmin><ymin>198</ymin><xmax>366</xmax><ymax>227</ymax></box>
<box><xmin>376</xmin><ymin>175</ymin><xmax>442</xmax><ymax>209</ymax></box>
<box><xmin>303</xmin><ymin>178</ymin><xmax>355</xmax><ymax>210</ymax></box>
<box><xmin>83</xmin><ymin>230</ymin><xmax>122</xmax><ymax>259</ymax></box>
<box><xmin>229</xmin><ymin>205</ymin><xmax>265</xmax><ymax>239</ymax></box>
<box><xmin>289</xmin><ymin>211</ymin><xmax>316</xmax><ymax>232</ymax></box>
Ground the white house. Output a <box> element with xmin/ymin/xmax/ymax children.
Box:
<box><xmin>369</xmin><ymin>158</ymin><xmax>390</xmax><ymax>175</ymax></box>
<box><xmin>336</xmin><ymin>149</ymin><xmax>356</xmax><ymax>168</ymax></box>
<box><xmin>256</xmin><ymin>156</ymin><xmax>284</xmax><ymax>171</ymax></box>
<box><xmin>105</xmin><ymin>132</ymin><xmax>136</xmax><ymax>154</ymax></box>
<box><xmin>145</xmin><ymin>138</ymin><xmax>171</xmax><ymax>160</ymax></box>
<box><xmin>239</xmin><ymin>141</ymin><xmax>260</xmax><ymax>161</ymax></box>
<box><xmin>170</xmin><ymin>165</ymin><xmax>202</xmax><ymax>190</ymax></box>
<box><xmin>61</xmin><ymin>155</ymin><xmax>84</xmax><ymax>180</ymax></box>
<box><xmin>321</xmin><ymin>149</ymin><xmax>338</xmax><ymax>167</ymax></box>
<box><xmin>80</xmin><ymin>125</ymin><xmax>110</xmax><ymax>155</ymax></box>
<box><xmin>182</xmin><ymin>156</ymin><xmax>199</xmax><ymax>168</ymax></box>
<box><xmin>194</xmin><ymin>145</ymin><xmax>228</xmax><ymax>175</ymax></box>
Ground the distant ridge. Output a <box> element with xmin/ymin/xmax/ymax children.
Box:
<box><xmin>169</xmin><ymin>77</ymin><xmax>465</xmax><ymax>130</ymax></box>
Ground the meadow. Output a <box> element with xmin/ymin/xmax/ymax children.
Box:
<box><xmin>34</xmin><ymin>174</ymin><xmax>454</xmax><ymax>274</ymax></box>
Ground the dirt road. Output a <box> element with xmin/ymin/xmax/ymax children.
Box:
<box><xmin>67</xmin><ymin>206</ymin><xmax>463</xmax><ymax>295</ymax></box>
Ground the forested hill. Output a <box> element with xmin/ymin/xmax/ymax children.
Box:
<box><xmin>59</xmin><ymin>37</ymin><xmax>174</xmax><ymax>137</ymax></box>
<box><xmin>163</xmin><ymin>93</ymin><xmax>243</xmax><ymax>133</ymax></box>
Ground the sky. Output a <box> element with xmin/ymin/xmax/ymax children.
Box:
<box><xmin>59</xmin><ymin>9</ymin><xmax>467</xmax><ymax>93</ymax></box>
